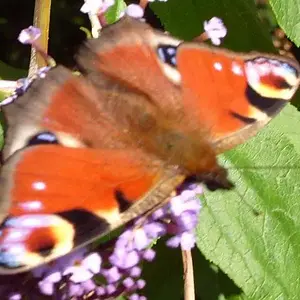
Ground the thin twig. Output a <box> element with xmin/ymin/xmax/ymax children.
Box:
<box><xmin>28</xmin><ymin>0</ymin><xmax>52</xmax><ymax>78</ymax></box>
<box><xmin>139</xmin><ymin>0</ymin><xmax>149</xmax><ymax>10</ymax></box>
<box><xmin>182</xmin><ymin>249</ymin><xmax>195</xmax><ymax>300</ymax></box>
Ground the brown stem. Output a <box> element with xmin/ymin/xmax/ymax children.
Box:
<box><xmin>28</xmin><ymin>0</ymin><xmax>52</xmax><ymax>78</ymax></box>
<box><xmin>139</xmin><ymin>0</ymin><xmax>149</xmax><ymax>10</ymax></box>
<box><xmin>193</xmin><ymin>32</ymin><xmax>208</xmax><ymax>43</ymax></box>
<box><xmin>182</xmin><ymin>249</ymin><xmax>195</xmax><ymax>300</ymax></box>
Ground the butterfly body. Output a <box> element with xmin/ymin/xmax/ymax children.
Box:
<box><xmin>0</xmin><ymin>16</ymin><xmax>299</xmax><ymax>273</ymax></box>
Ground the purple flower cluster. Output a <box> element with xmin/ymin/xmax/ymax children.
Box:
<box><xmin>0</xmin><ymin>184</ymin><xmax>202</xmax><ymax>299</ymax></box>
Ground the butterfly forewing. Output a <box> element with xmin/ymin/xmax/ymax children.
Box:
<box><xmin>176</xmin><ymin>44</ymin><xmax>300</xmax><ymax>152</ymax></box>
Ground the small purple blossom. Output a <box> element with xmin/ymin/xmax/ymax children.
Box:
<box><xmin>129</xmin><ymin>294</ymin><xmax>147</xmax><ymax>300</ymax></box>
<box><xmin>106</xmin><ymin>283</ymin><xmax>117</xmax><ymax>294</ymax></box>
<box><xmin>18</xmin><ymin>26</ymin><xmax>41</xmax><ymax>45</ymax></box>
<box><xmin>63</xmin><ymin>251</ymin><xmax>101</xmax><ymax>283</ymax></box>
<box><xmin>8</xmin><ymin>293</ymin><xmax>21</xmax><ymax>300</ymax></box>
<box><xmin>38</xmin><ymin>272</ymin><xmax>62</xmax><ymax>296</ymax></box>
<box><xmin>123</xmin><ymin>277</ymin><xmax>135</xmax><ymax>289</ymax></box>
<box><xmin>102</xmin><ymin>266</ymin><xmax>122</xmax><ymax>283</ymax></box>
<box><xmin>204</xmin><ymin>17</ymin><xmax>227</xmax><ymax>46</ymax></box>
<box><xmin>142</xmin><ymin>248</ymin><xmax>156</xmax><ymax>261</ymax></box>
<box><xmin>130</xmin><ymin>266</ymin><xmax>142</xmax><ymax>278</ymax></box>
<box><xmin>109</xmin><ymin>248</ymin><xmax>140</xmax><ymax>269</ymax></box>
<box><xmin>126</xmin><ymin>4</ymin><xmax>145</xmax><ymax>19</ymax></box>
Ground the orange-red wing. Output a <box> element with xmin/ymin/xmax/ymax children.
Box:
<box><xmin>78</xmin><ymin>17</ymin><xmax>299</xmax><ymax>154</ymax></box>
<box><xmin>2</xmin><ymin>66</ymin><xmax>131</xmax><ymax>160</ymax></box>
<box><xmin>77</xmin><ymin>17</ymin><xmax>184</xmax><ymax>116</ymax></box>
<box><xmin>0</xmin><ymin>145</ymin><xmax>163</xmax><ymax>273</ymax></box>
<box><xmin>176</xmin><ymin>44</ymin><xmax>300</xmax><ymax>151</ymax></box>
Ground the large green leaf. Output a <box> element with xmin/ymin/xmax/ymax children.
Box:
<box><xmin>198</xmin><ymin>104</ymin><xmax>300</xmax><ymax>299</ymax></box>
<box><xmin>269</xmin><ymin>0</ymin><xmax>300</xmax><ymax>46</ymax></box>
<box><xmin>151</xmin><ymin>0</ymin><xmax>300</xmax><ymax>299</ymax></box>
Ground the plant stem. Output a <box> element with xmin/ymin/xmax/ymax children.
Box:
<box><xmin>182</xmin><ymin>249</ymin><xmax>195</xmax><ymax>300</ymax></box>
<box><xmin>28</xmin><ymin>0</ymin><xmax>52</xmax><ymax>77</ymax></box>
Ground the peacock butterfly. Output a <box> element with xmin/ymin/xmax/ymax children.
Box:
<box><xmin>0</xmin><ymin>16</ymin><xmax>299</xmax><ymax>274</ymax></box>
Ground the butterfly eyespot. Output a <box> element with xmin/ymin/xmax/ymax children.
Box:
<box><xmin>244</xmin><ymin>56</ymin><xmax>300</xmax><ymax>100</ymax></box>
<box><xmin>26</xmin><ymin>131</ymin><xmax>59</xmax><ymax>147</ymax></box>
<box><xmin>157</xmin><ymin>44</ymin><xmax>181</xmax><ymax>84</ymax></box>
<box><xmin>157</xmin><ymin>45</ymin><xmax>177</xmax><ymax>67</ymax></box>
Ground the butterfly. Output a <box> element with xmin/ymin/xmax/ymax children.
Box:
<box><xmin>0</xmin><ymin>16</ymin><xmax>299</xmax><ymax>274</ymax></box>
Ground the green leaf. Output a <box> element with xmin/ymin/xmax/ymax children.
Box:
<box><xmin>106</xmin><ymin>0</ymin><xmax>126</xmax><ymax>24</ymax></box>
<box><xmin>269</xmin><ymin>0</ymin><xmax>300</xmax><ymax>46</ymax></box>
<box><xmin>0</xmin><ymin>91</ymin><xmax>8</xmax><ymax>102</ymax></box>
<box><xmin>0</xmin><ymin>61</ymin><xmax>27</xmax><ymax>80</ymax></box>
<box><xmin>197</xmin><ymin>104</ymin><xmax>300</xmax><ymax>299</ymax></box>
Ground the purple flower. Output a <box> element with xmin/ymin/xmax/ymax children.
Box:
<box><xmin>38</xmin><ymin>272</ymin><xmax>62</xmax><ymax>296</ymax></box>
<box><xmin>106</xmin><ymin>283</ymin><xmax>117</xmax><ymax>294</ymax></box>
<box><xmin>166</xmin><ymin>232</ymin><xmax>196</xmax><ymax>250</ymax></box>
<box><xmin>8</xmin><ymin>293</ymin><xmax>21</xmax><ymax>300</ymax></box>
<box><xmin>203</xmin><ymin>17</ymin><xmax>227</xmax><ymax>46</ymax></box>
<box><xmin>109</xmin><ymin>248</ymin><xmax>140</xmax><ymax>269</ymax></box>
<box><xmin>130</xmin><ymin>266</ymin><xmax>142</xmax><ymax>278</ymax></box>
<box><xmin>123</xmin><ymin>277</ymin><xmax>135</xmax><ymax>289</ymax></box>
<box><xmin>142</xmin><ymin>249</ymin><xmax>156</xmax><ymax>261</ymax></box>
<box><xmin>33</xmin><ymin>248</ymin><xmax>88</xmax><ymax>278</ymax></box>
<box><xmin>129</xmin><ymin>294</ymin><xmax>147</xmax><ymax>300</ymax></box>
<box><xmin>102</xmin><ymin>266</ymin><xmax>122</xmax><ymax>283</ymax></box>
<box><xmin>125</xmin><ymin>4</ymin><xmax>145</xmax><ymax>19</ymax></box>
<box><xmin>18</xmin><ymin>26</ymin><xmax>41</xmax><ymax>45</ymax></box>
<box><xmin>33</xmin><ymin>249</ymin><xmax>102</xmax><ymax>297</ymax></box>
<box><xmin>165</xmin><ymin>184</ymin><xmax>202</xmax><ymax>250</ymax></box>
<box><xmin>63</xmin><ymin>252</ymin><xmax>101</xmax><ymax>283</ymax></box>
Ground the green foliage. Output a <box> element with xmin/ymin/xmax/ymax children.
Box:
<box><xmin>269</xmin><ymin>0</ymin><xmax>300</xmax><ymax>46</ymax></box>
<box><xmin>196</xmin><ymin>104</ymin><xmax>300</xmax><ymax>299</ymax></box>
<box><xmin>106</xmin><ymin>0</ymin><xmax>126</xmax><ymax>24</ymax></box>
<box><xmin>150</xmin><ymin>0</ymin><xmax>300</xmax><ymax>299</ymax></box>
<box><xmin>0</xmin><ymin>60</ymin><xmax>26</xmax><ymax>80</ymax></box>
